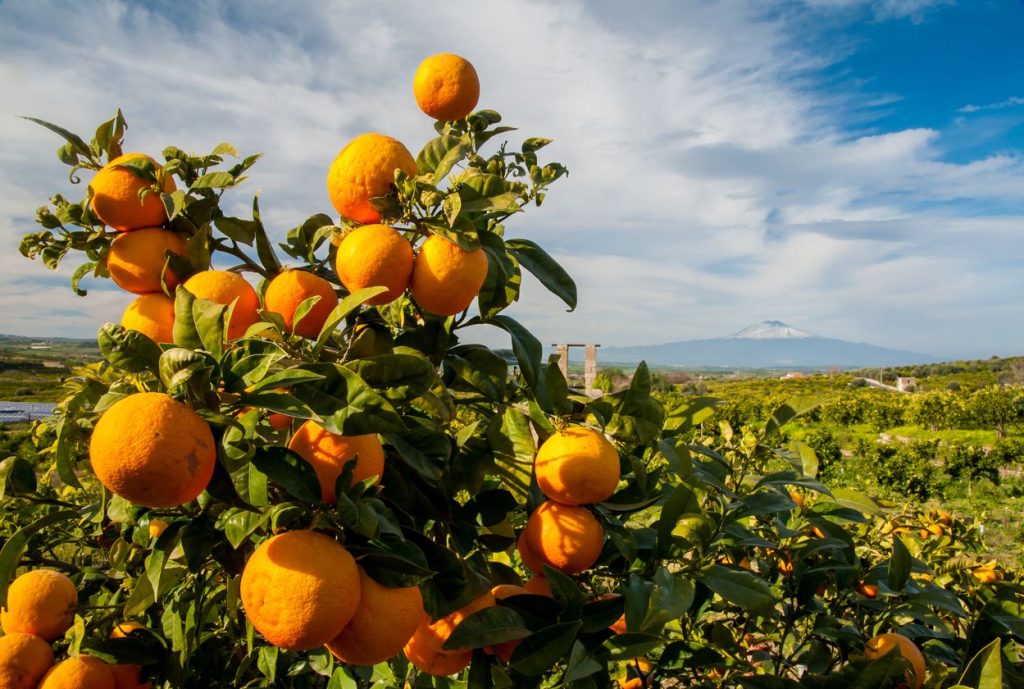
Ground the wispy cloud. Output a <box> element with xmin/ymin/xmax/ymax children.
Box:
<box><xmin>0</xmin><ymin>0</ymin><xmax>1019</xmax><ymax>359</ymax></box>
<box><xmin>958</xmin><ymin>96</ymin><xmax>1024</xmax><ymax>114</ymax></box>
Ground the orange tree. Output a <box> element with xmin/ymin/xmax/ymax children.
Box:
<box><xmin>3</xmin><ymin>55</ymin><xmax>1024</xmax><ymax>689</ymax></box>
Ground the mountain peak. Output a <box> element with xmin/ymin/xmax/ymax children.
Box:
<box><xmin>730</xmin><ymin>320</ymin><xmax>814</xmax><ymax>340</ymax></box>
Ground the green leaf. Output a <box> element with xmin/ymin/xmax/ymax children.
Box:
<box><xmin>214</xmin><ymin>216</ymin><xmax>258</xmax><ymax>245</ymax></box>
<box><xmin>444</xmin><ymin>607</ymin><xmax>531</xmax><ymax>650</ymax></box>
<box><xmin>0</xmin><ymin>457</ymin><xmax>36</xmax><ymax>499</ymax></box>
<box><xmin>53</xmin><ymin>416</ymin><xmax>82</xmax><ymax>489</ymax></box>
<box><xmin>146</xmin><ymin>522</ymin><xmax>184</xmax><ymax>595</ymax></box>
<box><xmin>71</xmin><ymin>261</ymin><xmax>96</xmax><ymax>296</ymax></box>
<box><xmin>564</xmin><ymin>641</ymin><xmax>602</xmax><ymax>683</ymax></box>
<box><xmin>191</xmin><ymin>297</ymin><xmax>228</xmax><ymax>358</ymax></box>
<box><xmin>97</xmin><ymin>323</ymin><xmax>162</xmax><ymax>374</ymax></box>
<box><xmin>485</xmin><ymin>315</ymin><xmax>542</xmax><ymax>388</ymax></box>
<box><xmin>251</xmin><ymin>447</ymin><xmax>322</xmax><ymax>504</ymax></box>
<box><xmin>656</xmin><ymin>483</ymin><xmax>699</xmax><ymax>554</ymax></box>
<box><xmin>958</xmin><ymin>638</ymin><xmax>1002</xmax><ymax>689</ymax></box>
<box><xmin>699</xmin><ymin>565</ymin><xmax>774</xmax><ymax>617</ymax></box>
<box><xmin>510</xmin><ymin>621</ymin><xmax>582</xmax><ymax>676</ymax></box>
<box><xmin>0</xmin><ymin>509</ymin><xmax>78</xmax><ymax>606</ymax></box>
<box><xmin>434</xmin><ymin>141</ymin><xmax>471</xmax><ymax>180</ymax></box>
<box><xmin>344</xmin><ymin>353</ymin><xmax>437</xmax><ymax>406</ymax></box>
<box><xmin>829</xmin><ymin>488</ymin><xmax>881</xmax><ymax>515</ymax></box>
<box><xmin>789</xmin><ymin>440</ymin><xmax>820</xmax><ymax>478</ymax></box>
<box><xmin>251</xmin><ymin>196</ymin><xmax>281</xmax><ymax>273</ymax></box>
<box><xmin>311</xmin><ymin>286</ymin><xmax>388</xmax><ymax>356</ymax></box>
<box><xmin>159</xmin><ymin>348</ymin><xmax>211</xmax><ymax>392</ymax></box>
<box><xmin>505</xmin><ymin>239</ymin><xmax>577</xmax><ymax>311</ymax></box>
<box><xmin>764</xmin><ymin>397</ymin><xmax>821</xmax><ymax>435</ymax></box>
<box><xmin>446</xmin><ymin>345</ymin><xmax>508</xmax><ymax>401</ymax></box>
<box><xmin>20</xmin><ymin>116</ymin><xmax>92</xmax><ymax>158</ymax></box>
<box><xmin>297</xmin><ymin>364</ymin><xmax>405</xmax><ymax>435</ymax></box>
<box><xmin>887</xmin><ymin>536</ymin><xmax>911</xmax><ymax>591</ymax></box>
<box><xmin>172</xmin><ymin>286</ymin><xmax>204</xmax><ymax>350</ymax></box>
<box><xmin>191</xmin><ymin>171</ymin><xmax>237</xmax><ymax>189</ymax></box>
<box><xmin>417</xmin><ymin>135</ymin><xmax>460</xmax><ymax>175</ymax></box>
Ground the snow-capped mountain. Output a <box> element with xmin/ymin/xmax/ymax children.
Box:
<box><xmin>599</xmin><ymin>321</ymin><xmax>935</xmax><ymax>369</ymax></box>
<box><xmin>729</xmin><ymin>320</ymin><xmax>814</xmax><ymax>340</ymax></box>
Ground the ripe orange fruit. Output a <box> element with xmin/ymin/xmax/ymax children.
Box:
<box><xmin>287</xmin><ymin>421</ymin><xmax>385</xmax><ymax>503</ymax></box>
<box><xmin>89</xmin><ymin>392</ymin><xmax>216</xmax><ymax>508</ymax></box>
<box><xmin>522</xmin><ymin>501</ymin><xmax>604</xmax><ymax>575</ymax></box>
<box><xmin>789</xmin><ymin>490</ymin><xmax>805</xmax><ymax>508</ymax></box>
<box><xmin>413</xmin><ymin>54</ymin><xmax>480</xmax><ymax>121</ymax></box>
<box><xmin>326</xmin><ymin>568</ymin><xmax>423</xmax><ymax>666</ymax></box>
<box><xmin>109</xmin><ymin>622</ymin><xmax>150</xmax><ymax>689</ymax></box>
<box><xmin>1</xmin><ymin>570</ymin><xmax>76</xmax><ymax>641</ymax></box>
<box><xmin>240</xmin><ymin>530</ymin><xmax>360</xmax><ymax>651</ymax></box>
<box><xmin>0</xmin><ymin>632</ymin><xmax>55</xmax><ymax>689</ymax></box>
<box><xmin>121</xmin><ymin>293</ymin><xmax>175</xmax><ymax>344</ymax></box>
<box><xmin>147</xmin><ymin>520</ymin><xmax>168</xmax><ymax>540</ymax></box>
<box><xmin>89</xmin><ymin>153</ymin><xmax>175</xmax><ymax>232</ymax></box>
<box><xmin>864</xmin><ymin>633</ymin><xmax>925</xmax><ymax>689</ymax></box>
<box><xmin>181</xmin><ymin>270</ymin><xmax>260</xmax><ymax>339</ymax></box>
<box><xmin>106</xmin><ymin>228</ymin><xmax>188</xmax><ymax>294</ymax></box>
<box><xmin>326</xmin><ymin>133</ymin><xmax>417</xmax><ymax>224</ymax></box>
<box><xmin>268</xmin><ymin>412</ymin><xmax>292</xmax><ymax>431</ymax></box>
<box><xmin>523</xmin><ymin>575</ymin><xmax>552</xmax><ymax>597</ymax></box>
<box><xmin>409</xmin><ymin>235</ymin><xmax>489</xmax><ymax>316</ymax></box>
<box><xmin>335</xmin><ymin>225</ymin><xmax>414</xmax><ymax>305</ymax></box>
<box><xmin>856</xmin><ymin>580</ymin><xmax>879</xmax><ymax>599</ymax></box>
<box><xmin>534</xmin><ymin>427</ymin><xmax>620</xmax><ymax>505</ymax></box>
<box><xmin>403</xmin><ymin>593</ymin><xmax>495</xmax><ymax>676</ymax></box>
<box><xmin>38</xmin><ymin>655</ymin><xmax>115</xmax><ymax>689</ymax></box>
<box><xmin>517</xmin><ymin>531</ymin><xmax>544</xmax><ymax>574</ymax></box>
<box><xmin>618</xmin><ymin>657</ymin><xmax>652</xmax><ymax>689</ymax></box>
<box><xmin>263</xmin><ymin>270</ymin><xmax>339</xmax><ymax>338</ymax></box>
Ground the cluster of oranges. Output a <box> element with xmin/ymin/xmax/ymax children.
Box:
<box><xmin>101</xmin><ymin>52</ymin><xmax>488</xmax><ymax>349</ymax></box>
<box><xmin>0</xmin><ymin>569</ymin><xmax>149</xmax><ymax>689</ymax></box>
<box><xmin>518</xmin><ymin>427</ymin><xmax>620</xmax><ymax>583</ymax></box>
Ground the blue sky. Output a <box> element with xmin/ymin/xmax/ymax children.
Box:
<box><xmin>0</xmin><ymin>0</ymin><xmax>1021</xmax><ymax>360</ymax></box>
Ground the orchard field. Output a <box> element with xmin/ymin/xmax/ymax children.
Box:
<box><xmin>593</xmin><ymin>359</ymin><xmax>1024</xmax><ymax>567</ymax></box>
<box><xmin>2</xmin><ymin>53</ymin><xmax>1024</xmax><ymax>689</ymax></box>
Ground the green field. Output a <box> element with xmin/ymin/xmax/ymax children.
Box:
<box><xmin>0</xmin><ymin>333</ymin><xmax>99</xmax><ymax>401</ymax></box>
<box><xmin>611</xmin><ymin>358</ymin><xmax>1024</xmax><ymax>566</ymax></box>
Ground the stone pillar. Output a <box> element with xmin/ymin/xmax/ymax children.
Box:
<box><xmin>584</xmin><ymin>344</ymin><xmax>598</xmax><ymax>397</ymax></box>
<box><xmin>555</xmin><ymin>344</ymin><xmax>569</xmax><ymax>380</ymax></box>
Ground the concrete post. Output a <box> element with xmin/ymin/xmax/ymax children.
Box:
<box><xmin>584</xmin><ymin>344</ymin><xmax>598</xmax><ymax>397</ymax></box>
<box><xmin>555</xmin><ymin>344</ymin><xmax>569</xmax><ymax>380</ymax></box>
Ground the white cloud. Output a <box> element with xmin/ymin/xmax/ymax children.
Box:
<box><xmin>0</xmin><ymin>0</ymin><xmax>1020</xmax><ymax>360</ymax></box>
<box><xmin>959</xmin><ymin>96</ymin><xmax>1024</xmax><ymax>114</ymax></box>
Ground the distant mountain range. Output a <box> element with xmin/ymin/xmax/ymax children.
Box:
<box><xmin>600</xmin><ymin>320</ymin><xmax>936</xmax><ymax>369</ymax></box>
